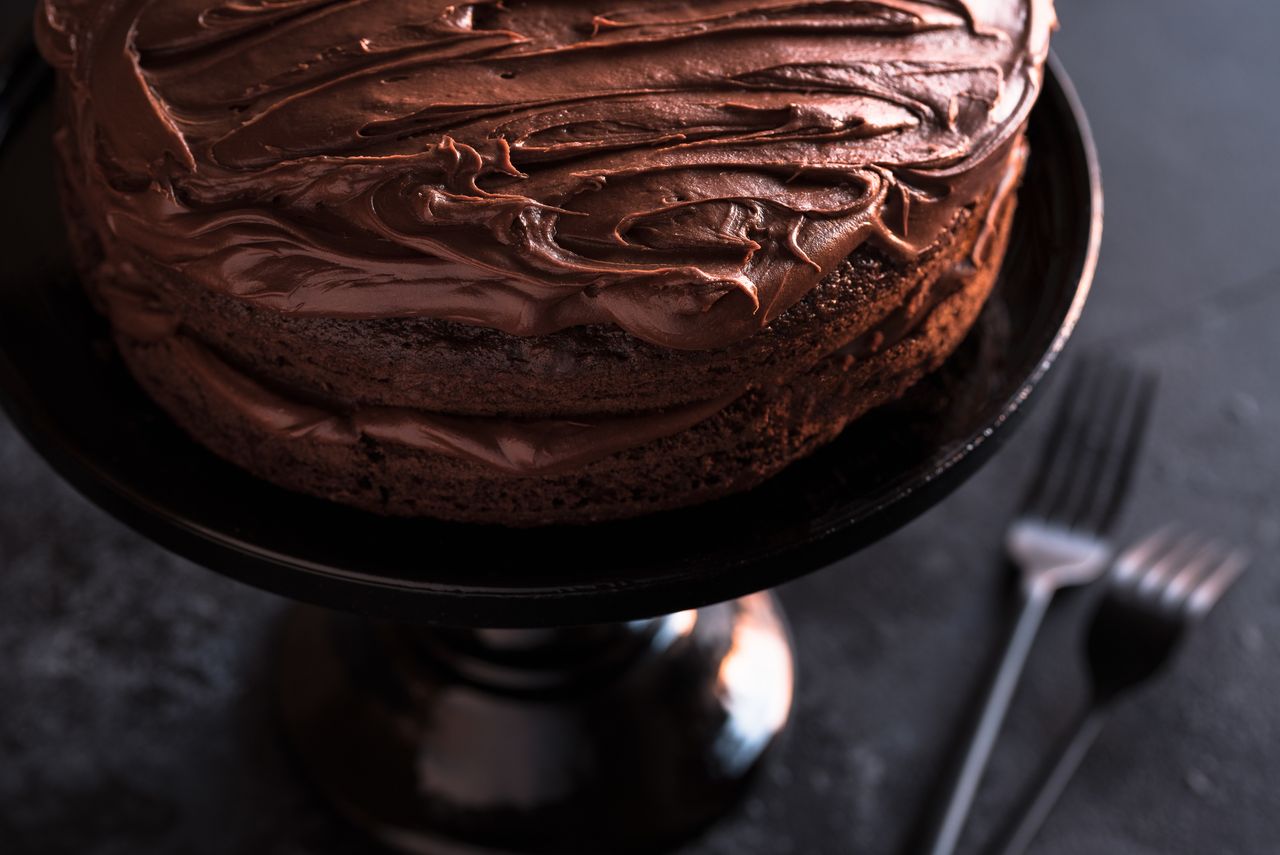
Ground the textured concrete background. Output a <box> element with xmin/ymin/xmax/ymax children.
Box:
<box><xmin>2</xmin><ymin>1</ymin><xmax>1279</xmax><ymax>853</ymax></box>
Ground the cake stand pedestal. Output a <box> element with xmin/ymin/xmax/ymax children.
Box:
<box><xmin>276</xmin><ymin>596</ymin><xmax>791</xmax><ymax>854</ymax></box>
<box><xmin>0</xmin><ymin>48</ymin><xmax>1099</xmax><ymax>855</ymax></box>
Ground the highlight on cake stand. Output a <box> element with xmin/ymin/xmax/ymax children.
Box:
<box><xmin>0</xmin><ymin>44</ymin><xmax>1099</xmax><ymax>855</ymax></box>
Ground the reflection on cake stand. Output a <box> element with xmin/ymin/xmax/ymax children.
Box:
<box><xmin>275</xmin><ymin>596</ymin><xmax>793</xmax><ymax>854</ymax></box>
<box><xmin>0</xmin><ymin>48</ymin><xmax>1099</xmax><ymax>855</ymax></box>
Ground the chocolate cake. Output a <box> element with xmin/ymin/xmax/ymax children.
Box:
<box><xmin>36</xmin><ymin>0</ymin><xmax>1056</xmax><ymax>525</ymax></box>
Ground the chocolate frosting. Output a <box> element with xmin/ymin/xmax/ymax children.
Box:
<box><xmin>38</xmin><ymin>0</ymin><xmax>1054</xmax><ymax>351</ymax></box>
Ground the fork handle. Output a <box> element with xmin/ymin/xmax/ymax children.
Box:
<box><xmin>986</xmin><ymin>706</ymin><xmax>1108</xmax><ymax>855</ymax></box>
<box><xmin>916</xmin><ymin>583</ymin><xmax>1054</xmax><ymax>855</ymax></box>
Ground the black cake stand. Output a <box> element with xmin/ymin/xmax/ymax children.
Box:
<box><xmin>0</xmin><ymin>46</ymin><xmax>1099</xmax><ymax>855</ymax></box>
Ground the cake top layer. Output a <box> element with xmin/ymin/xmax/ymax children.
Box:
<box><xmin>39</xmin><ymin>0</ymin><xmax>1054</xmax><ymax>350</ymax></box>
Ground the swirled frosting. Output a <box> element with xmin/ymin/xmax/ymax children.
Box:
<box><xmin>37</xmin><ymin>0</ymin><xmax>1053</xmax><ymax>351</ymax></box>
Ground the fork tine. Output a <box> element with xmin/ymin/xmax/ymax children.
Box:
<box><xmin>1018</xmin><ymin>357</ymin><xmax>1094</xmax><ymax>518</ymax></box>
<box><xmin>1054</xmin><ymin>359</ymin><xmax>1135</xmax><ymax>528</ymax></box>
<box><xmin>1086</xmin><ymin>372</ymin><xmax>1158</xmax><ymax>534</ymax></box>
<box><xmin>1110</xmin><ymin>525</ymin><xmax>1177</xmax><ymax>585</ymax></box>
<box><xmin>1039</xmin><ymin>358</ymin><xmax>1120</xmax><ymax>524</ymax></box>
<box><xmin>1132</xmin><ymin>531</ymin><xmax>1205</xmax><ymax>596</ymax></box>
<box><xmin>1186</xmin><ymin>551</ymin><xmax>1251</xmax><ymax>618</ymax></box>
<box><xmin>1021</xmin><ymin>355</ymin><xmax>1155</xmax><ymax>536</ymax></box>
<box><xmin>1159</xmin><ymin>539</ymin><xmax>1227</xmax><ymax>610</ymax></box>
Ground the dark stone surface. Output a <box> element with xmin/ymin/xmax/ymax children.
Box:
<box><xmin>2</xmin><ymin>2</ymin><xmax>1278</xmax><ymax>853</ymax></box>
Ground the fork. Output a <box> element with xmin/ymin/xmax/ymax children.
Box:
<box><xmin>917</xmin><ymin>357</ymin><xmax>1157</xmax><ymax>855</ymax></box>
<box><xmin>987</xmin><ymin>530</ymin><xmax>1251</xmax><ymax>855</ymax></box>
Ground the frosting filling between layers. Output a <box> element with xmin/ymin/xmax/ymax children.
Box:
<box><xmin>38</xmin><ymin>0</ymin><xmax>1054</xmax><ymax>351</ymax></box>
<box><xmin>161</xmin><ymin>336</ymin><xmax>743</xmax><ymax>476</ymax></box>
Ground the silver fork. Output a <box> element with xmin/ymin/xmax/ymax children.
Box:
<box><xmin>919</xmin><ymin>357</ymin><xmax>1157</xmax><ymax>855</ymax></box>
<box><xmin>988</xmin><ymin>530</ymin><xmax>1250</xmax><ymax>855</ymax></box>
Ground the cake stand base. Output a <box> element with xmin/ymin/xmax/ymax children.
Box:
<box><xmin>275</xmin><ymin>594</ymin><xmax>794</xmax><ymax>854</ymax></box>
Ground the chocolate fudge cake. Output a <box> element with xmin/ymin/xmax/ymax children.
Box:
<box><xmin>36</xmin><ymin>0</ymin><xmax>1056</xmax><ymax>525</ymax></box>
